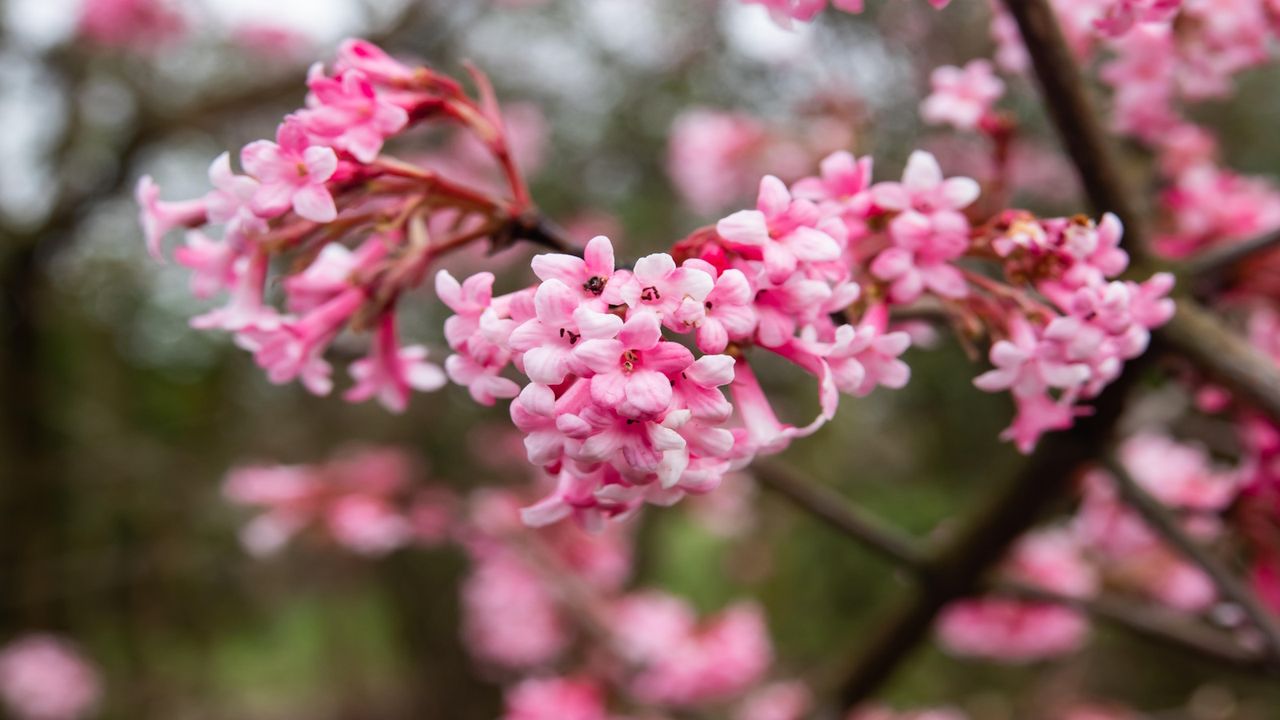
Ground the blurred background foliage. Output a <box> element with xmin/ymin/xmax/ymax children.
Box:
<box><xmin>2</xmin><ymin>0</ymin><xmax>1279</xmax><ymax>717</ymax></box>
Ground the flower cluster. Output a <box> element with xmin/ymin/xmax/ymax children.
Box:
<box><xmin>143</xmin><ymin>40</ymin><xmax>1175</xmax><ymax>536</ymax></box>
<box><xmin>974</xmin><ymin>212</ymin><xmax>1175</xmax><ymax>451</ymax></box>
<box><xmin>223</xmin><ymin>447</ymin><xmax>447</xmax><ymax>557</ymax></box>
<box><xmin>938</xmin><ymin>528</ymin><xmax>1097</xmax><ymax>661</ymax></box>
<box><xmin>740</xmin><ymin>0</ymin><xmax>951</xmax><ymax>28</ymax></box>
<box><xmin>224</xmin><ymin>454</ymin><xmax>809</xmax><ymax>720</ymax></box>
<box><xmin>0</xmin><ymin>635</ymin><xmax>101</xmax><ymax>720</ymax></box>
<box><xmin>666</xmin><ymin>107</ymin><xmax>852</xmax><ymax>215</ymax></box>
<box><xmin>138</xmin><ymin>40</ymin><xmax>537</xmax><ymax>414</ymax></box>
<box><xmin>462</xmin><ymin>489</ymin><xmax>808</xmax><ymax>720</ymax></box>
<box><xmin>77</xmin><ymin>0</ymin><xmax>184</xmax><ymax>49</ymax></box>
<box><xmin>920</xmin><ymin>60</ymin><xmax>1006</xmax><ymax>132</ymax></box>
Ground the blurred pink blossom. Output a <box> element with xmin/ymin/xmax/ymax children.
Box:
<box><xmin>0</xmin><ymin>636</ymin><xmax>101</xmax><ymax>720</ymax></box>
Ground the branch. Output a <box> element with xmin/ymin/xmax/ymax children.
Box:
<box><xmin>1184</xmin><ymin>231</ymin><xmax>1280</xmax><ymax>280</ymax></box>
<box><xmin>1157</xmin><ymin>299</ymin><xmax>1280</xmax><ymax>423</ymax></box>
<box><xmin>999</xmin><ymin>0</ymin><xmax>1149</xmax><ymax>259</ymax></box>
<box><xmin>1103</xmin><ymin>456</ymin><xmax>1280</xmax><ymax>662</ymax></box>
<box><xmin>756</xmin><ymin>460</ymin><xmax>1279</xmax><ymax>684</ymax></box>
<box><xmin>753</xmin><ymin>461</ymin><xmax>930</xmax><ymax>572</ymax></box>
<box><xmin>994</xmin><ymin>580</ymin><xmax>1274</xmax><ymax>671</ymax></box>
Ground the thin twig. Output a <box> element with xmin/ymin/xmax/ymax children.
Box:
<box><xmin>1184</xmin><ymin>231</ymin><xmax>1280</xmax><ymax>279</ymax></box>
<box><xmin>1103</xmin><ymin>456</ymin><xmax>1280</xmax><ymax>662</ymax></box>
<box><xmin>994</xmin><ymin>580</ymin><xmax>1274</xmax><ymax>671</ymax></box>
<box><xmin>1157</xmin><ymin>299</ymin><xmax>1280</xmax><ymax>423</ymax></box>
<box><xmin>756</xmin><ymin>461</ymin><xmax>1278</xmax><ymax>679</ymax></box>
<box><xmin>753</xmin><ymin>461</ymin><xmax>930</xmax><ymax>572</ymax></box>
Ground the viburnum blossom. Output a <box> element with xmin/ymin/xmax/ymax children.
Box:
<box><xmin>256</xmin><ymin>475</ymin><xmax>811</xmax><ymax>718</ymax></box>
<box><xmin>848</xmin><ymin>706</ymin><xmax>969</xmax><ymax>720</ymax></box>
<box><xmin>920</xmin><ymin>60</ymin><xmax>1006</xmax><ymax>131</ymax></box>
<box><xmin>240</xmin><ymin>118</ymin><xmax>340</xmax><ymax>223</ymax></box>
<box><xmin>614</xmin><ymin>593</ymin><xmax>772</xmax><ymax>706</ymax></box>
<box><xmin>141</xmin><ymin>39</ymin><xmax>1175</xmax><ymax>536</ymax></box>
<box><xmin>138</xmin><ymin>40</ymin><xmax>539</xmax><ymax>415</ymax></box>
<box><xmin>1074</xmin><ymin>467</ymin><xmax>1223</xmax><ymax>612</ymax></box>
<box><xmin>223</xmin><ymin>447</ymin><xmax>422</xmax><ymax>557</ymax></box>
<box><xmin>1094</xmin><ymin>0</ymin><xmax>1182</xmax><ymax>36</ymax></box>
<box><xmin>972</xmin><ymin>213</ymin><xmax>1175</xmax><ymax>451</ymax></box>
<box><xmin>501</xmin><ymin>676</ymin><xmax>608</xmax><ymax>720</ymax></box>
<box><xmin>77</xmin><ymin>0</ymin><xmax>184</xmax><ymax>49</ymax></box>
<box><xmin>0</xmin><ymin>635</ymin><xmax>101</xmax><ymax>720</ymax></box>
<box><xmin>734</xmin><ymin>681</ymin><xmax>813</xmax><ymax>720</ymax></box>
<box><xmin>739</xmin><ymin>0</ymin><xmax>951</xmax><ymax>28</ymax></box>
<box><xmin>938</xmin><ymin>528</ymin><xmax>1098</xmax><ymax>661</ymax></box>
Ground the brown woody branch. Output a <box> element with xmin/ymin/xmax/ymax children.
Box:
<box><xmin>1103</xmin><ymin>456</ymin><xmax>1280</xmax><ymax>661</ymax></box>
<box><xmin>1184</xmin><ymin>231</ymin><xmax>1280</xmax><ymax>280</ymax></box>
<box><xmin>757</xmin><ymin>456</ymin><xmax>1278</xmax><ymax>680</ymax></box>
<box><xmin>753</xmin><ymin>461</ymin><xmax>929</xmax><ymax>571</ymax></box>
<box><xmin>994</xmin><ymin>580</ymin><xmax>1273</xmax><ymax>670</ymax></box>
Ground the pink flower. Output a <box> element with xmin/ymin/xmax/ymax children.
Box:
<box><xmin>667</xmin><ymin>109</ymin><xmax>770</xmax><ymax>214</ymax></box>
<box><xmin>0</xmin><ymin>635</ymin><xmax>101</xmax><ymax>720</ymax></box>
<box><xmin>675</xmin><ymin>261</ymin><xmax>758</xmax><ymax>354</ymax></box>
<box><xmin>502</xmin><ymin>676</ymin><xmax>607</xmax><ymax>720</ymax></box>
<box><xmin>1001</xmin><ymin>393</ymin><xmax>1086</xmax><ymax>453</ymax></box>
<box><xmin>973</xmin><ymin>317</ymin><xmax>1089</xmax><ymax>399</ymax></box>
<box><xmin>735</xmin><ymin>681</ymin><xmax>813</xmax><ymax>720</ymax></box>
<box><xmin>792</xmin><ymin>151</ymin><xmax>874</xmax><ymax>205</ymax></box>
<box><xmin>620</xmin><ymin>253</ymin><xmax>716</xmax><ymax>322</ymax></box>
<box><xmin>530</xmin><ymin>235</ymin><xmax>622</xmax><ymax>307</ymax></box>
<box><xmin>174</xmin><ymin>231</ymin><xmax>238</xmax><ymax>299</ymax></box>
<box><xmin>921</xmin><ymin>60</ymin><xmax>1006</xmax><ymax>131</ymax></box>
<box><xmin>1094</xmin><ymin>0</ymin><xmax>1181</xmax><ymax>36</ymax></box>
<box><xmin>240</xmin><ymin>118</ymin><xmax>339</xmax><ymax>222</ymax></box>
<box><xmin>324</xmin><ymin>494</ymin><xmax>411</xmax><ymax>555</ymax></box>
<box><xmin>284</xmin><ymin>243</ymin><xmax>365</xmax><ymax>314</ymax></box>
<box><xmin>190</xmin><ymin>249</ymin><xmax>284</xmax><ymax>333</ymax></box>
<box><xmin>135</xmin><ymin>176</ymin><xmax>208</xmax><ymax>261</ymax></box>
<box><xmin>248</xmin><ymin>287</ymin><xmax>366</xmax><ymax>395</ymax></box>
<box><xmin>739</xmin><ymin>0</ymin><xmax>826</xmax><ymax>28</ymax></box>
<box><xmin>752</xmin><ymin>274</ymin><xmax>836</xmax><ymax>348</ymax></box>
<box><xmin>574</xmin><ymin>311</ymin><xmax>695</xmax><ymax>418</ymax></box>
<box><xmin>871</xmin><ymin>150</ymin><xmax>980</xmax><ymax>217</ymax></box>
<box><xmin>717</xmin><ymin>175</ymin><xmax>844</xmax><ymax>284</ymax></box>
<box><xmin>446</xmin><ymin>351</ymin><xmax>521</xmax><ymax>406</ymax></box>
<box><xmin>78</xmin><ymin>0</ymin><xmax>183</xmax><ymax>49</ymax></box>
<box><xmin>299</xmin><ymin>67</ymin><xmax>409</xmax><ymax>163</ymax></box>
<box><xmin>869</xmin><ymin>152</ymin><xmax>977</xmax><ymax>303</ymax></box>
<box><xmin>508</xmin><ymin>280</ymin><xmax>624</xmax><ymax>385</ymax></box>
<box><xmin>938</xmin><ymin>528</ymin><xmax>1095</xmax><ymax>662</ymax></box>
<box><xmin>820</xmin><ymin>313</ymin><xmax>913</xmax><ymax>397</ymax></box>
<box><xmin>510</xmin><ymin>382</ymin><xmax>576</xmax><ymax>468</ymax></box>
<box><xmin>1075</xmin><ymin>469</ymin><xmax>1218</xmax><ymax>612</ymax></box>
<box><xmin>204</xmin><ymin>152</ymin><xmax>266</xmax><ymax>241</ymax></box>
<box><xmin>673</xmin><ymin>354</ymin><xmax>737</xmax><ymax>423</ymax></box>
<box><xmin>333</xmin><ymin>39</ymin><xmax>420</xmax><ymax>85</ymax></box>
<box><xmin>464</xmin><ymin>551</ymin><xmax>571</xmax><ymax>669</ymax></box>
<box><xmin>618</xmin><ymin>595</ymin><xmax>773</xmax><ymax>707</ymax></box>
<box><xmin>565</xmin><ymin>404</ymin><xmax>689</xmax><ymax>486</ymax></box>
<box><xmin>345</xmin><ymin>315</ymin><xmax>447</xmax><ymax>413</ymax></box>
<box><xmin>1118</xmin><ymin>432</ymin><xmax>1241</xmax><ymax>511</ymax></box>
